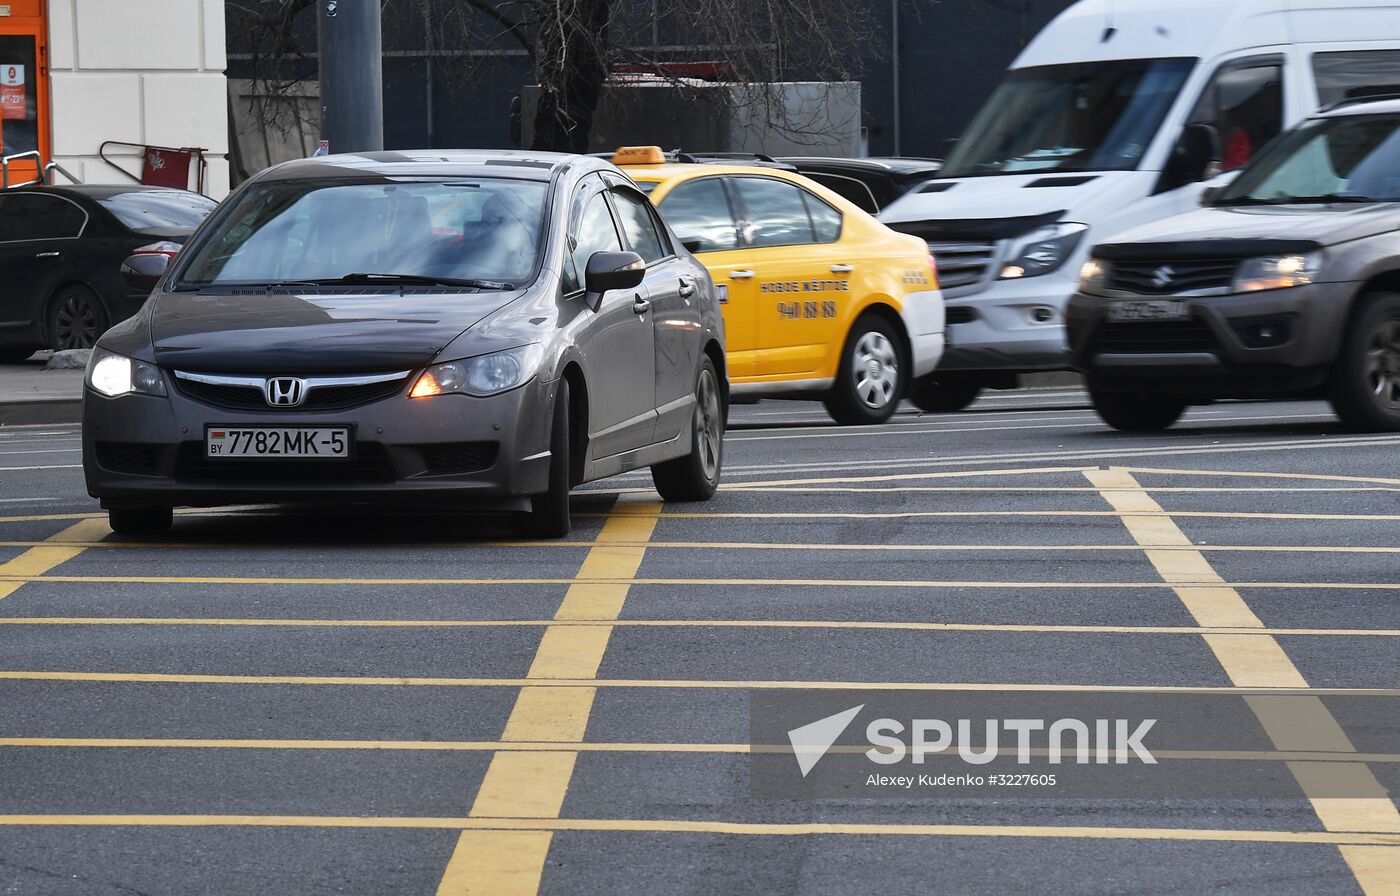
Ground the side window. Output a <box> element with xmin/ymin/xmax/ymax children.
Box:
<box><xmin>657</xmin><ymin>178</ymin><xmax>740</xmax><ymax>252</ymax></box>
<box><xmin>802</xmin><ymin>192</ymin><xmax>843</xmax><ymax>243</ymax></box>
<box><xmin>610</xmin><ymin>188</ymin><xmax>667</xmax><ymax>264</ymax></box>
<box><xmin>567</xmin><ymin>191</ymin><xmax>622</xmax><ymax>292</ymax></box>
<box><xmin>1313</xmin><ymin>50</ymin><xmax>1400</xmax><ymax>106</ymax></box>
<box><xmin>1186</xmin><ymin>58</ymin><xmax>1284</xmax><ymax>172</ymax></box>
<box><xmin>0</xmin><ymin>194</ymin><xmax>85</xmax><ymax>242</ymax></box>
<box><xmin>731</xmin><ymin>177</ymin><xmax>816</xmax><ymax>248</ymax></box>
<box><xmin>808</xmin><ymin>173</ymin><xmax>879</xmax><ymax>214</ymax></box>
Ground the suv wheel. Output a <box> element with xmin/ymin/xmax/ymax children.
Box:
<box><xmin>1089</xmin><ymin>383</ymin><xmax>1187</xmax><ymax>432</ymax></box>
<box><xmin>823</xmin><ymin>315</ymin><xmax>907</xmax><ymax>425</ymax></box>
<box><xmin>1330</xmin><ymin>291</ymin><xmax>1400</xmax><ymax>432</ymax></box>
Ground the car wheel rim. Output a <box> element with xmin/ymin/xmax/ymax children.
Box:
<box><xmin>695</xmin><ymin>368</ymin><xmax>722</xmax><ymax>482</ymax></box>
<box><xmin>852</xmin><ymin>331</ymin><xmax>898</xmax><ymax>410</ymax></box>
<box><xmin>55</xmin><ymin>293</ymin><xmax>100</xmax><ymax>350</ymax></box>
<box><xmin>1364</xmin><ymin>316</ymin><xmax>1400</xmax><ymax>412</ymax></box>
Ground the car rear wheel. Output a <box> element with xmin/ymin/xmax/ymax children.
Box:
<box><xmin>48</xmin><ymin>285</ymin><xmax>108</xmax><ymax>351</ymax></box>
<box><xmin>823</xmin><ymin>315</ymin><xmax>907</xmax><ymax>425</ymax></box>
<box><xmin>512</xmin><ymin>379</ymin><xmax>572</xmax><ymax>539</ymax></box>
<box><xmin>651</xmin><ymin>356</ymin><xmax>723</xmax><ymax>502</ymax></box>
<box><xmin>909</xmin><ymin>374</ymin><xmax>982</xmax><ymax>413</ymax></box>
<box><xmin>1089</xmin><ymin>383</ymin><xmax>1187</xmax><ymax>432</ymax></box>
<box><xmin>107</xmin><ymin>506</ymin><xmax>172</xmax><ymax>536</ymax></box>
<box><xmin>1329</xmin><ymin>291</ymin><xmax>1400</xmax><ymax>432</ymax></box>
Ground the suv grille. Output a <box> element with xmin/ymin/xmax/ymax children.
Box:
<box><xmin>927</xmin><ymin>241</ymin><xmax>998</xmax><ymax>290</ymax></box>
<box><xmin>1107</xmin><ymin>260</ymin><xmax>1239</xmax><ymax>295</ymax></box>
<box><xmin>1093</xmin><ymin>319</ymin><xmax>1220</xmax><ymax>354</ymax></box>
<box><xmin>174</xmin><ymin>375</ymin><xmax>410</xmax><ymax>411</ymax></box>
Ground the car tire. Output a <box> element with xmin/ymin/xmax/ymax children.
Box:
<box><xmin>1328</xmin><ymin>291</ymin><xmax>1400</xmax><ymax>432</ymax></box>
<box><xmin>512</xmin><ymin>379</ymin><xmax>572</xmax><ymax>539</ymax></box>
<box><xmin>48</xmin><ymin>284</ymin><xmax>108</xmax><ymax>351</ymax></box>
<box><xmin>107</xmin><ymin>506</ymin><xmax>172</xmax><ymax>536</ymax></box>
<box><xmin>1089</xmin><ymin>383</ymin><xmax>1187</xmax><ymax>432</ymax></box>
<box><xmin>909</xmin><ymin>374</ymin><xmax>982</xmax><ymax>413</ymax></box>
<box><xmin>823</xmin><ymin>314</ymin><xmax>907</xmax><ymax>425</ymax></box>
<box><xmin>651</xmin><ymin>356</ymin><xmax>723</xmax><ymax>502</ymax></box>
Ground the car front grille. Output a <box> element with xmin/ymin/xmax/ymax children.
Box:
<box><xmin>173</xmin><ymin>373</ymin><xmax>411</xmax><ymax>411</ymax></box>
<box><xmin>419</xmin><ymin>442</ymin><xmax>499</xmax><ymax>476</ymax></box>
<box><xmin>173</xmin><ymin>442</ymin><xmax>397</xmax><ymax>484</ymax></box>
<box><xmin>1107</xmin><ymin>260</ymin><xmax>1239</xmax><ymax>295</ymax></box>
<box><xmin>1093</xmin><ymin>319</ymin><xmax>1220</xmax><ymax>354</ymax></box>
<box><xmin>926</xmin><ymin>241</ymin><xmax>999</xmax><ymax>290</ymax></box>
<box><xmin>95</xmin><ymin>442</ymin><xmax>163</xmax><ymax>476</ymax></box>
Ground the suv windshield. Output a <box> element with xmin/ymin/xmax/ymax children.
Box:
<box><xmin>175</xmin><ymin>178</ymin><xmax>548</xmax><ymax>288</ymax></box>
<box><xmin>1217</xmin><ymin>114</ymin><xmax>1400</xmax><ymax>205</ymax></box>
<box><xmin>941</xmin><ymin>58</ymin><xmax>1196</xmax><ymax>179</ymax></box>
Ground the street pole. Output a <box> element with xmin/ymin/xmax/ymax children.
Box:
<box><xmin>317</xmin><ymin>0</ymin><xmax>384</xmax><ymax>154</ymax></box>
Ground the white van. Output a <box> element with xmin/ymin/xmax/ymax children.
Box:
<box><xmin>880</xmin><ymin>0</ymin><xmax>1400</xmax><ymax>411</ymax></box>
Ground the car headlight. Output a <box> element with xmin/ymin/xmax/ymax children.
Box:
<box><xmin>1232</xmin><ymin>253</ymin><xmax>1322</xmax><ymax>293</ymax></box>
<box><xmin>999</xmin><ymin>223</ymin><xmax>1089</xmax><ymax>280</ymax></box>
<box><xmin>410</xmin><ymin>345</ymin><xmax>545</xmax><ymax>398</ymax></box>
<box><xmin>1078</xmin><ymin>259</ymin><xmax>1110</xmax><ymax>294</ymax></box>
<box><xmin>86</xmin><ymin>348</ymin><xmax>167</xmax><ymax>398</ymax></box>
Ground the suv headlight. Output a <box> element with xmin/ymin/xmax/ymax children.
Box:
<box><xmin>86</xmin><ymin>348</ymin><xmax>167</xmax><ymax>398</ymax></box>
<box><xmin>1078</xmin><ymin>259</ymin><xmax>1110</xmax><ymax>294</ymax></box>
<box><xmin>410</xmin><ymin>345</ymin><xmax>545</xmax><ymax>398</ymax></box>
<box><xmin>999</xmin><ymin>223</ymin><xmax>1089</xmax><ymax>280</ymax></box>
<box><xmin>1232</xmin><ymin>253</ymin><xmax>1323</xmax><ymax>293</ymax></box>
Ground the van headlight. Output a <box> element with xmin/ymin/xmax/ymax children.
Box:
<box><xmin>87</xmin><ymin>348</ymin><xmax>167</xmax><ymax>398</ymax></box>
<box><xmin>1078</xmin><ymin>259</ymin><xmax>1110</xmax><ymax>294</ymax></box>
<box><xmin>410</xmin><ymin>345</ymin><xmax>545</xmax><ymax>398</ymax></box>
<box><xmin>999</xmin><ymin>223</ymin><xmax>1089</xmax><ymax>280</ymax></box>
<box><xmin>1232</xmin><ymin>254</ymin><xmax>1322</xmax><ymax>293</ymax></box>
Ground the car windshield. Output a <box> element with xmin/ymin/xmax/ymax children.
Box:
<box><xmin>98</xmin><ymin>190</ymin><xmax>217</xmax><ymax>232</ymax></box>
<box><xmin>941</xmin><ymin>58</ymin><xmax>1196</xmax><ymax>178</ymax></box>
<box><xmin>175</xmin><ymin>177</ymin><xmax>548</xmax><ymax>288</ymax></box>
<box><xmin>1216</xmin><ymin>114</ymin><xmax>1400</xmax><ymax>205</ymax></box>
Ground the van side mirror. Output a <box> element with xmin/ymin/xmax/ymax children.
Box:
<box><xmin>584</xmin><ymin>251</ymin><xmax>645</xmax><ymax>303</ymax></box>
<box><xmin>1158</xmin><ymin>123</ymin><xmax>1222</xmax><ymax>194</ymax></box>
<box><xmin>120</xmin><ymin>252</ymin><xmax>172</xmax><ymax>292</ymax></box>
<box><xmin>674</xmin><ymin>230</ymin><xmax>705</xmax><ymax>253</ymax></box>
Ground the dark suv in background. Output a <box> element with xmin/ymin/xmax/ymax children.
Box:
<box><xmin>1068</xmin><ymin>97</ymin><xmax>1400</xmax><ymax>432</ymax></box>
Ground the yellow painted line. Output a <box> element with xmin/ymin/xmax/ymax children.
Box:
<box><xmin>1120</xmin><ymin>465</ymin><xmax>1400</xmax><ymax>488</ymax></box>
<box><xmin>0</xmin><ymin>518</ymin><xmax>109</xmax><ymax>601</ymax></box>
<box><xmin>720</xmin><ymin>465</ymin><xmax>1099</xmax><ymax>490</ymax></box>
<box><xmin>1089</xmin><ymin>468</ymin><xmax>1400</xmax><ymax>893</ymax></box>
<box><xmin>1</xmin><ymin>617</ymin><xmax>1396</xmax><ymax>638</ymax></box>
<box><xmin>4</xmin><ymin>738</ymin><xmax>1400</xmax><ymax>765</ymax></box>
<box><xmin>441</xmin><ymin>499</ymin><xmax>661</xmax><ymax>896</ymax></box>
<box><xmin>0</xmin><ymin>669</ymin><xmax>1393</xmax><ymax>695</ymax></box>
<box><xmin>590</xmin><ymin>509</ymin><xmax>1400</xmax><ymax>521</ymax></box>
<box><xmin>719</xmin><ymin>485</ymin><xmax>1400</xmax><ymax>494</ymax></box>
<box><xmin>0</xmin><ymin>814</ymin><xmax>1393</xmax><ymax>845</ymax></box>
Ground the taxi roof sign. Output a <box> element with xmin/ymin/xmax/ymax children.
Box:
<box><xmin>613</xmin><ymin>146</ymin><xmax>666</xmax><ymax>166</ymax></box>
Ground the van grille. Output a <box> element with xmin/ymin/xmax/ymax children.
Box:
<box><xmin>926</xmin><ymin>241</ymin><xmax>999</xmax><ymax>290</ymax></box>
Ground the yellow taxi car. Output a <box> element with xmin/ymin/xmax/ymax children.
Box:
<box><xmin>614</xmin><ymin>147</ymin><xmax>945</xmax><ymax>424</ymax></box>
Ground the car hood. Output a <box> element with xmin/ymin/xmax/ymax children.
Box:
<box><xmin>1094</xmin><ymin>204</ymin><xmax>1400</xmax><ymax>260</ymax></box>
<box><xmin>148</xmin><ymin>289</ymin><xmax>522</xmax><ymax>373</ymax></box>
<box><xmin>878</xmin><ymin>170</ymin><xmax>1133</xmax><ymax>230</ymax></box>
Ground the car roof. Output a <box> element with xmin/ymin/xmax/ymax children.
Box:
<box><xmin>621</xmin><ymin>161</ymin><xmax>808</xmax><ymax>183</ymax></box>
<box><xmin>1316</xmin><ymin>96</ymin><xmax>1400</xmax><ymax>117</ymax></box>
<box><xmin>2</xmin><ymin>183</ymin><xmax>190</xmax><ymax>200</ymax></box>
<box><xmin>259</xmin><ymin>149</ymin><xmax>602</xmax><ymax>183</ymax></box>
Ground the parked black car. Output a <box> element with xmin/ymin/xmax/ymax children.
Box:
<box><xmin>780</xmin><ymin>157</ymin><xmax>944</xmax><ymax>214</ymax></box>
<box><xmin>1068</xmin><ymin>97</ymin><xmax>1400</xmax><ymax>432</ymax></box>
<box><xmin>0</xmin><ymin>185</ymin><xmax>216</xmax><ymax>358</ymax></box>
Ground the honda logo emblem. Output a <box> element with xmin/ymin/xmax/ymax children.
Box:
<box><xmin>265</xmin><ymin>377</ymin><xmax>308</xmax><ymax>407</ymax></box>
<box><xmin>1151</xmin><ymin>265</ymin><xmax>1176</xmax><ymax>290</ymax></box>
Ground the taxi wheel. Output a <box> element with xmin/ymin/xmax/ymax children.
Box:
<box><xmin>823</xmin><ymin>315</ymin><xmax>907</xmax><ymax>425</ymax></box>
<box><xmin>909</xmin><ymin>374</ymin><xmax>982</xmax><ymax>413</ymax></box>
<box><xmin>1088</xmin><ymin>383</ymin><xmax>1186</xmax><ymax>432</ymax></box>
<box><xmin>512</xmin><ymin>380</ymin><xmax>572</xmax><ymax>539</ymax></box>
<box><xmin>652</xmin><ymin>356</ymin><xmax>723</xmax><ymax>502</ymax></box>
<box><xmin>107</xmin><ymin>506</ymin><xmax>172</xmax><ymax>536</ymax></box>
<box><xmin>1329</xmin><ymin>291</ymin><xmax>1400</xmax><ymax>432</ymax></box>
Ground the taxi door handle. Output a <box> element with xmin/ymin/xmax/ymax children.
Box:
<box><xmin>729</xmin><ymin>269</ymin><xmax>755</xmax><ymax>280</ymax></box>
<box><xmin>678</xmin><ymin>277</ymin><xmax>696</xmax><ymax>298</ymax></box>
<box><xmin>830</xmin><ymin>264</ymin><xmax>855</xmax><ymax>273</ymax></box>
<box><xmin>633</xmin><ymin>296</ymin><xmax>652</xmax><ymax>315</ymax></box>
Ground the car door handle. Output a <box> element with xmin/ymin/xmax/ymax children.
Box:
<box><xmin>633</xmin><ymin>296</ymin><xmax>652</xmax><ymax>315</ymax></box>
<box><xmin>830</xmin><ymin>264</ymin><xmax>855</xmax><ymax>273</ymax></box>
<box><xmin>678</xmin><ymin>278</ymin><xmax>696</xmax><ymax>298</ymax></box>
<box><xmin>34</xmin><ymin>252</ymin><xmax>61</xmax><ymax>259</ymax></box>
<box><xmin>729</xmin><ymin>269</ymin><xmax>755</xmax><ymax>280</ymax></box>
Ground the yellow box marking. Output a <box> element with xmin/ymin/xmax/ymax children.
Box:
<box><xmin>501</xmin><ymin>687</ymin><xmax>597</xmax><ymax>743</ymax></box>
<box><xmin>469</xmin><ymin>752</ymin><xmax>578</xmax><ymax>819</ymax></box>
<box><xmin>0</xmin><ymin>518</ymin><xmax>108</xmax><ymax>600</ymax></box>
<box><xmin>1340</xmin><ymin>847</ymin><xmax>1400</xmax><ymax>894</ymax></box>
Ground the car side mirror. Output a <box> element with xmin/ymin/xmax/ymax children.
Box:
<box><xmin>1159</xmin><ymin>123</ymin><xmax>1222</xmax><ymax>194</ymax></box>
<box><xmin>674</xmin><ymin>230</ymin><xmax>705</xmax><ymax>254</ymax></box>
<box><xmin>584</xmin><ymin>251</ymin><xmax>646</xmax><ymax>308</ymax></box>
<box><xmin>120</xmin><ymin>252</ymin><xmax>172</xmax><ymax>292</ymax></box>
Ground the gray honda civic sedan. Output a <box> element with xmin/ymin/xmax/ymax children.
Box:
<box><xmin>82</xmin><ymin>150</ymin><xmax>727</xmax><ymax>537</ymax></box>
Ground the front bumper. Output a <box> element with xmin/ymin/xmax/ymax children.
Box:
<box><xmin>1066</xmin><ymin>282</ymin><xmax>1352</xmax><ymax>396</ymax></box>
<box><xmin>83</xmin><ymin>373</ymin><xmax>557</xmax><ymax>511</ymax></box>
<box><xmin>938</xmin><ymin>274</ymin><xmax>1075</xmax><ymax>372</ymax></box>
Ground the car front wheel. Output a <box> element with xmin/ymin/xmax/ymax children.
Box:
<box><xmin>1089</xmin><ymin>383</ymin><xmax>1187</xmax><ymax>432</ymax></box>
<box><xmin>107</xmin><ymin>506</ymin><xmax>172</xmax><ymax>536</ymax></box>
<box><xmin>651</xmin><ymin>356</ymin><xmax>723</xmax><ymax>501</ymax></box>
<box><xmin>824</xmin><ymin>315</ymin><xmax>907</xmax><ymax>425</ymax></box>
<box><xmin>1329</xmin><ymin>291</ymin><xmax>1400</xmax><ymax>432</ymax></box>
<box><xmin>512</xmin><ymin>379</ymin><xmax>573</xmax><ymax>539</ymax></box>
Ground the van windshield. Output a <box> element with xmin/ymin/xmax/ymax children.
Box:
<box><xmin>1216</xmin><ymin>114</ymin><xmax>1400</xmax><ymax>205</ymax></box>
<box><xmin>941</xmin><ymin>58</ymin><xmax>1196</xmax><ymax>179</ymax></box>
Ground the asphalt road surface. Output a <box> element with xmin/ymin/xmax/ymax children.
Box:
<box><xmin>0</xmin><ymin>390</ymin><xmax>1396</xmax><ymax>894</ymax></box>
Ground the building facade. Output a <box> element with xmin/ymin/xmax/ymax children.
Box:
<box><xmin>1</xmin><ymin>0</ymin><xmax>229</xmax><ymax>196</ymax></box>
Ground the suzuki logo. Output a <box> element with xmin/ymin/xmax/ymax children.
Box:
<box><xmin>265</xmin><ymin>377</ymin><xmax>308</xmax><ymax>407</ymax></box>
<box><xmin>1151</xmin><ymin>265</ymin><xmax>1176</xmax><ymax>290</ymax></box>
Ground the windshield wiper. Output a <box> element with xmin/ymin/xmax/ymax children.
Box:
<box><xmin>1281</xmin><ymin>193</ymin><xmax>1380</xmax><ymax>204</ymax></box>
<box><xmin>314</xmin><ymin>272</ymin><xmax>516</xmax><ymax>290</ymax></box>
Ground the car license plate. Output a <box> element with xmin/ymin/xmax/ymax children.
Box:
<box><xmin>1106</xmin><ymin>300</ymin><xmax>1189</xmax><ymax>322</ymax></box>
<box><xmin>206</xmin><ymin>427</ymin><xmax>350</xmax><ymax>459</ymax></box>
